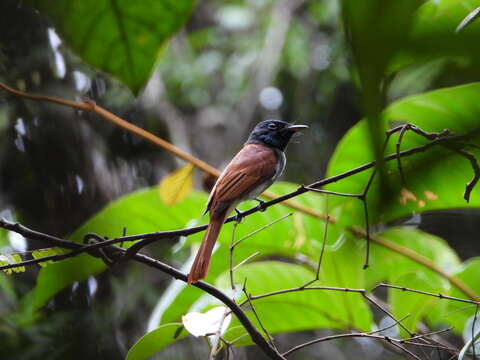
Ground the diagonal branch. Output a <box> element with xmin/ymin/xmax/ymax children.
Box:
<box><xmin>0</xmin><ymin>218</ymin><xmax>286</xmax><ymax>360</ymax></box>
<box><xmin>0</xmin><ymin>81</ymin><xmax>323</xmax><ymax>221</ymax></box>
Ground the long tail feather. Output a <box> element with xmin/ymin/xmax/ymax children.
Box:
<box><xmin>188</xmin><ymin>210</ymin><xmax>228</xmax><ymax>283</ymax></box>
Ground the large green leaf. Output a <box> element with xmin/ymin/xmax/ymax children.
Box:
<box><xmin>26</xmin><ymin>188</ymin><xmax>206</xmax><ymax>312</ymax></box>
<box><xmin>27</xmin><ymin>0</ymin><xmax>195</xmax><ymax>93</ymax></box>
<box><xmin>366</xmin><ymin>227</ymin><xmax>461</xmax><ymax>289</ymax></box>
<box><xmin>327</xmin><ymin>83</ymin><xmax>480</xmax><ymax>227</ymax></box>
<box><xmin>215</xmin><ymin>261</ymin><xmax>372</xmax><ymax>339</ymax></box>
<box><xmin>391</xmin><ymin>0</ymin><xmax>480</xmax><ymax>71</ymax></box>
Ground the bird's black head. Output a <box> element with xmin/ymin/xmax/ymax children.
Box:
<box><xmin>246</xmin><ymin>120</ymin><xmax>308</xmax><ymax>151</ymax></box>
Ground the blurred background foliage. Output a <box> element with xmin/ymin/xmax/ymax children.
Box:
<box><xmin>2</xmin><ymin>0</ymin><xmax>480</xmax><ymax>359</ymax></box>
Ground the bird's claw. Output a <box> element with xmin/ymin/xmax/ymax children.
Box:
<box><xmin>255</xmin><ymin>198</ymin><xmax>267</xmax><ymax>212</ymax></box>
<box><xmin>235</xmin><ymin>208</ymin><xmax>244</xmax><ymax>223</ymax></box>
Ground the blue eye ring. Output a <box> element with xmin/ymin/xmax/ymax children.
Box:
<box><xmin>268</xmin><ymin>123</ymin><xmax>277</xmax><ymax>130</ymax></box>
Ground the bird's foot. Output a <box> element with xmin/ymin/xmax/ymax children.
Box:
<box><xmin>254</xmin><ymin>198</ymin><xmax>267</xmax><ymax>212</ymax></box>
<box><xmin>235</xmin><ymin>208</ymin><xmax>245</xmax><ymax>224</ymax></box>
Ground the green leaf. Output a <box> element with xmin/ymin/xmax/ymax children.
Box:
<box><xmin>159</xmin><ymin>164</ymin><xmax>194</xmax><ymax>206</ymax></box>
<box><xmin>30</xmin><ymin>254</ymin><xmax>104</xmax><ymax>310</ymax></box>
<box><xmin>0</xmin><ymin>272</ymin><xmax>17</xmax><ymax>306</ymax></box>
<box><xmin>366</xmin><ymin>227</ymin><xmax>460</xmax><ymax>289</ymax></box>
<box><xmin>0</xmin><ymin>253</ymin><xmax>25</xmax><ymax>274</ymax></box>
<box><xmin>0</xmin><ymin>227</ymin><xmax>9</xmax><ymax>249</ymax></box>
<box><xmin>341</xmin><ymin>0</ymin><xmax>422</xmax><ymax>77</ymax></box>
<box><xmin>126</xmin><ymin>323</ymin><xmax>187</xmax><ymax>360</ymax></box>
<box><xmin>392</xmin><ymin>0</ymin><xmax>480</xmax><ymax>71</ymax></box>
<box><xmin>214</xmin><ymin>261</ymin><xmax>372</xmax><ymax>339</ymax></box>
<box><xmin>327</xmin><ymin>83</ymin><xmax>480</xmax><ymax>227</ymax></box>
<box><xmin>31</xmin><ymin>247</ymin><xmax>68</xmax><ymax>267</ymax></box>
<box><xmin>27</xmin><ymin>0</ymin><xmax>195</xmax><ymax>93</ymax></box>
<box><xmin>444</xmin><ymin>258</ymin><xmax>480</xmax><ymax>332</ymax></box>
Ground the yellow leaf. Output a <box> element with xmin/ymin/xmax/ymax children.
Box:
<box><xmin>0</xmin><ymin>253</ymin><xmax>25</xmax><ymax>274</ymax></box>
<box><xmin>159</xmin><ymin>164</ymin><xmax>194</xmax><ymax>206</ymax></box>
<box><xmin>32</xmin><ymin>247</ymin><xmax>67</xmax><ymax>267</ymax></box>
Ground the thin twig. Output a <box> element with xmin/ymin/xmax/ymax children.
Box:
<box><xmin>228</xmin><ymin>213</ymin><xmax>291</xmax><ymax>289</ymax></box>
<box><xmin>473</xmin><ymin>305</ymin><xmax>479</xmax><ymax>359</ymax></box>
<box><xmin>0</xmin><ymin>83</ymin><xmax>218</xmax><ymax>176</ymax></box>
<box><xmin>361</xmin><ymin>194</ymin><xmax>371</xmax><ymax>269</ymax></box>
<box><xmin>450</xmin><ymin>148</ymin><xmax>480</xmax><ymax>203</ymax></box>
<box><xmin>282</xmin><ymin>331</ymin><xmax>438</xmax><ymax>359</ymax></box>
<box><xmin>243</xmin><ymin>280</ymin><xmax>276</xmax><ymax>348</ymax></box>
<box><xmin>302</xmin><ymin>187</ymin><xmax>361</xmax><ymax>197</ymax></box>
<box><xmin>388</xmin><ymin>341</ymin><xmax>422</xmax><ymax>360</ymax></box>
<box><xmin>239</xmin><ymin>286</ymin><xmax>365</xmax><ymax>307</ymax></box>
<box><xmin>400</xmin><ymin>340</ymin><xmax>455</xmax><ymax>352</ymax></box>
<box><xmin>372</xmin><ymin>283</ymin><xmax>480</xmax><ymax>306</ymax></box>
<box><xmin>369</xmin><ymin>314</ymin><xmax>411</xmax><ymax>335</ymax></box>
<box><xmin>232</xmin><ymin>252</ymin><xmax>261</xmax><ymax>272</ymax></box>
<box><xmin>229</xmin><ymin>221</ymin><xmax>239</xmax><ymax>290</ymax></box>
<box><xmin>363</xmin><ymin>293</ymin><xmax>415</xmax><ymax>337</ymax></box>
<box><xmin>230</xmin><ymin>213</ymin><xmax>293</xmax><ymax>250</ymax></box>
<box><xmin>404</xmin><ymin>328</ymin><xmax>453</xmax><ymax>343</ymax></box>
<box><xmin>209</xmin><ymin>307</ymin><xmax>231</xmax><ymax>360</ymax></box>
<box><xmin>315</xmin><ymin>195</ymin><xmax>329</xmax><ymax>280</ymax></box>
<box><xmin>396</xmin><ymin>124</ymin><xmax>410</xmax><ymax>184</ymax></box>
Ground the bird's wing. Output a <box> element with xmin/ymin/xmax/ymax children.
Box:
<box><xmin>206</xmin><ymin>144</ymin><xmax>277</xmax><ymax>214</ymax></box>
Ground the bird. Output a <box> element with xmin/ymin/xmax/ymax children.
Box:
<box><xmin>188</xmin><ymin>119</ymin><xmax>308</xmax><ymax>283</ymax></box>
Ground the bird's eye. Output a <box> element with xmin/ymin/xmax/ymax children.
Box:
<box><xmin>268</xmin><ymin>123</ymin><xmax>277</xmax><ymax>130</ymax></box>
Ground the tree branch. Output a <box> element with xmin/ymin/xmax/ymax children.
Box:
<box><xmin>0</xmin><ymin>218</ymin><xmax>285</xmax><ymax>360</ymax></box>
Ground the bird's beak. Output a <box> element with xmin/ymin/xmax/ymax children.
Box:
<box><xmin>287</xmin><ymin>124</ymin><xmax>309</xmax><ymax>132</ymax></box>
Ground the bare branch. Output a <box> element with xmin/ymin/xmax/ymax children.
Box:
<box><xmin>239</xmin><ymin>286</ymin><xmax>365</xmax><ymax>308</ymax></box>
<box><xmin>314</xmin><ymin>195</ymin><xmax>329</xmax><ymax>281</ymax></box>
<box><xmin>243</xmin><ymin>280</ymin><xmax>276</xmax><ymax>348</ymax></box>
<box><xmin>282</xmin><ymin>330</ymin><xmax>443</xmax><ymax>359</ymax></box>
<box><xmin>0</xmin><ymin>219</ymin><xmax>286</xmax><ymax>360</ymax></box>
<box><xmin>372</xmin><ymin>283</ymin><xmax>480</xmax><ymax>306</ymax></box>
<box><xmin>451</xmin><ymin>148</ymin><xmax>480</xmax><ymax>202</ymax></box>
<box><xmin>233</xmin><ymin>252</ymin><xmax>261</xmax><ymax>272</ymax></box>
